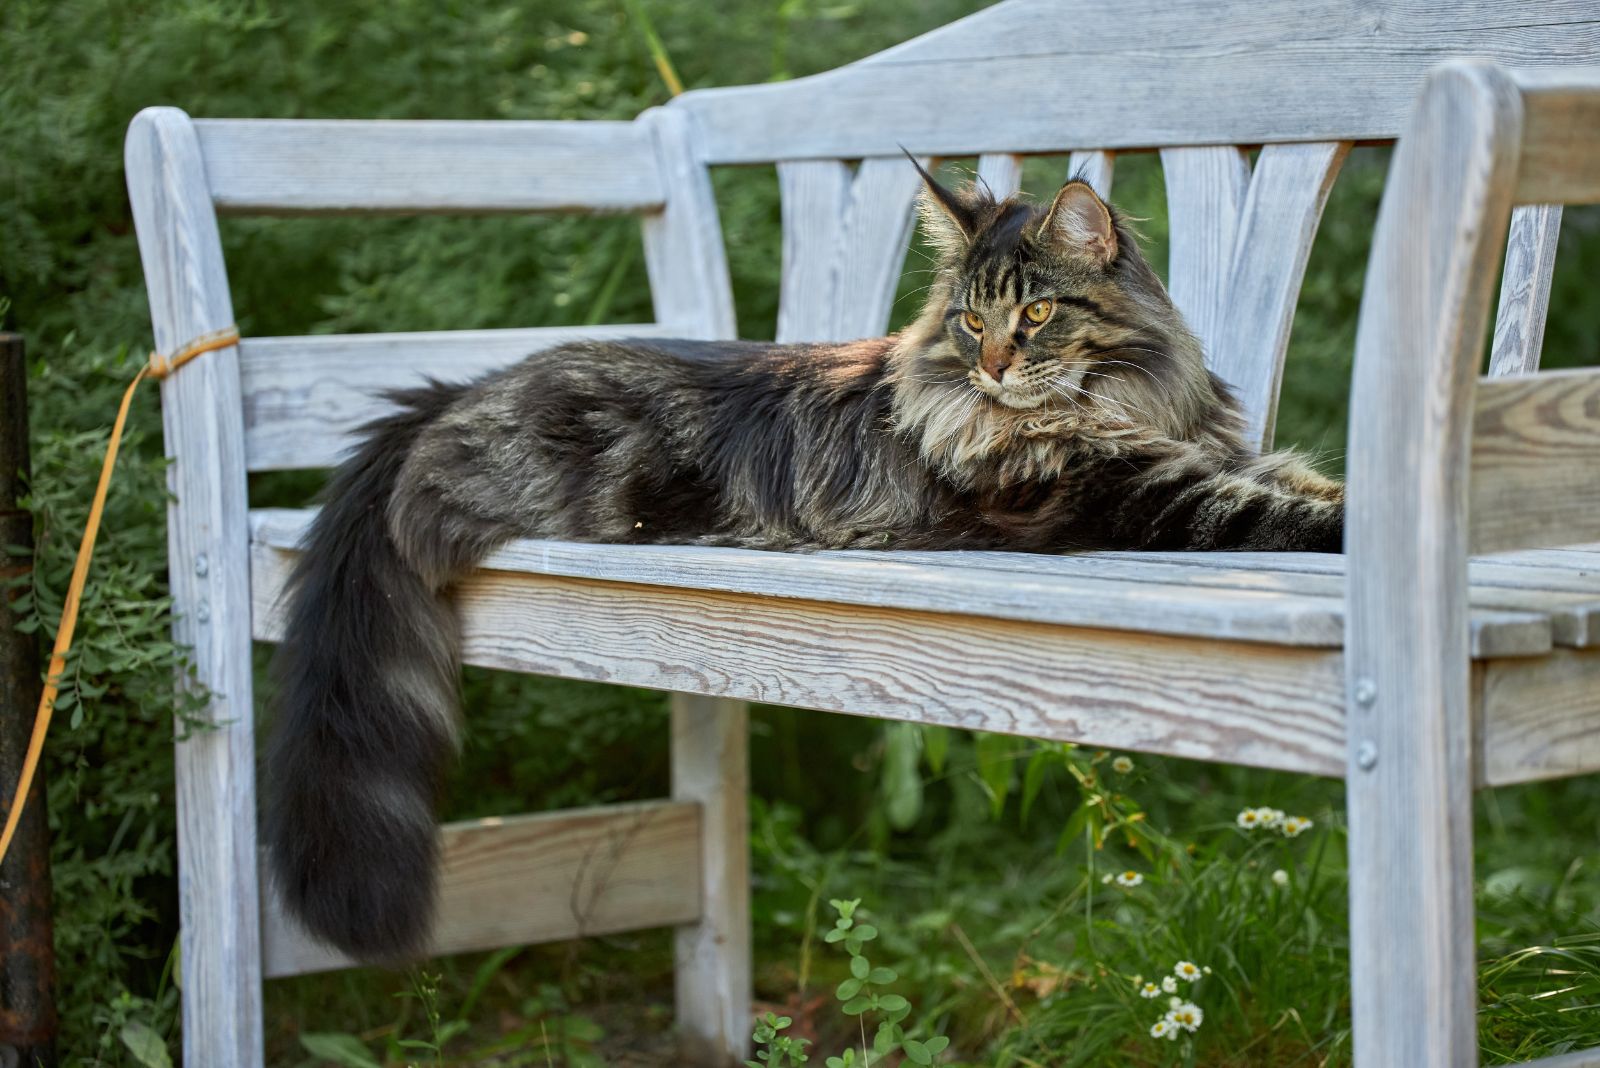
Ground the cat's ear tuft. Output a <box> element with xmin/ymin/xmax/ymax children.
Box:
<box><xmin>906</xmin><ymin>151</ymin><xmax>979</xmax><ymax>255</ymax></box>
<box><xmin>1040</xmin><ymin>180</ymin><xmax>1117</xmax><ymax>265</ymax></box>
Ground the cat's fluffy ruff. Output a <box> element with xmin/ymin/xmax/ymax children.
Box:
<box><xmin>268</xmin><ymin>169</ymin><xmax>1342</xmax><ymax>961</ymax></box>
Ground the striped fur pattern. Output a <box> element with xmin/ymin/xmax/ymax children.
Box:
<box><xmin>269</xmin><ymin>168</ymin><xmax>1342</xmax><ymax>961</ymax></box>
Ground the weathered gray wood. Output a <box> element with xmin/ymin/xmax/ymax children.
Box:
<box><xmin>251</xmin><ymin>509</ymin><xmax>1355</xmax><ymax>647</ymax></box>
<box><xmin>1160</xmin><ymin>146</ymin><xmax>1252</xmax><ymax>366</ymax></box>
<box><xmin>250</xmin><ymin>540</ymin><xmax>1348</xmax><ymax>777</ymax></box>
<box><xmin>193</xmin><ymin>118</ymin><xmax>665</xmax><ymax>214</ymax></box>
<box><xmin>833</xmin><ymin>548</ymin><xmax>1590</xmax><ymax>652</ymax></box>
<box><xmin>831</xmin><ymin>156</ymin><xmax>925</xmax><ymax>340</ymax></box>
<box><xmin>775</xmin><ymin>160</ymin><xmax>852</xmax><ymax>343</ymax></box>
<box><xmin>262</xmin><ymin>801</ymin><xmax>702</xmax><ymax>978</ymax></box>
<box><xmin>671</xmin><ymin>1</ymin><xmax>1600</xmax><ymax>164</ymax></box>
<box><xmin>975</xmin><ymin>153</ymin><xmax>1023</xmax><ymax>199</ymax></box>
<box><xmin>640</xmin><ymin>108</ymin><xmax>738</xmax><ymax>340</ymax></box>
<box><xmin>1480</xmin><ymin>650</ymin><xmax>1600</xmax><ymax>787</ymax></box>
<box><xmin>1343</xmin><ymin>60</ymin><xmax>1522</xmax><ymax>1067</ymax></box>
<box><xmin>1066</xmin><ymin>150</ymin><xmax>1114</xmax><ymax>197</ymax></box>
<box><xmin>1513</xmin><ymin>68</ymin><xmax>1600</xmax><ymax>206</ymax></box>
<box><xmin>1489</xmin><ymin>204</ymin><xmax>1562</xmax><ymax>377</ymax></box>
<box><xmin>126</xmin><ymin>106</ymin><xmax>263</xmax><ymax>1068</ymax></box>
<box><xmin>1471</xmin><ymin>369</ymin><xmax>1600</xmax><ymax>554</ymax></box>
<box><xmin>239</xmin><ymin>324</ymin><xmax>682</xmax><ymax>470</ymax></box>
<box><xmin>671</xmin><ymin>697</ymin><xmax>751</xmax><ymax>1066</ymax></box>
<box><xmin>1212</xmin><ymin>142</ymin><xmax>1350</xmax><ymax>451</ymax></box>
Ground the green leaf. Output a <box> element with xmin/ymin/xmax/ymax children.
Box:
<box><xmin>882</xmin><ymin>722</ymin><xmax>923</xmax><ymax>830</ymax></box>
<box><xmin>1056</xmin><ymin>801</ymin><xmax>1091</xmax><ymax>856</ymax></box>
<box><xmin>925</xmin><ymin>1036</ymin><xmax>951</xmax><ymax>1054</ymax></box>
<box><xmin>1020</xmin><ymin>748</ymin><xmax>1053</xmax><ymax>826</ymax></box>
<box><xmin>868</xmin><ymin>966</ymin><xmax>897</xmax><ymax>984</ymax></box>
<box><xmin>836</xmin><ymin>977</ymin><xmax>863</xmax><ymax>1001</ymax></box>
<box><xmin>922</xmin><ymin>724</ymin><xmax>950</xmax><ymax>774</ymax></box>
<box><xmin>824</xmin><ymin>928</ymin><xmax>847</xmax><ymax>943</ymax></box>
<box><xmin>841</xmin><ymin>995</ymin><xmax>872</xmax><ymax>1015</ymax></box>
<box><xmin>974</xmin><ymin>732</ymin><xmax>1016</xmax><ymax>819</ymax></box>
<box><xmin>298</xmin><ymin>1032</ymin><xmax>381</xmax><ymax>1068</ymax></box>
<box><xmin>876</xmin><ymin>994</ymin><xmax>909</xmax><ymax>1012</ymax></box>
<box><xmin>119</xmin><ymin>1022</ymin><xmax>174</xmax><ymax>1068</ymax></box>
<box><xmin>850</xmin><ymin>955</ymin><xmax>870</xmax><ymax>980</ymax></box>
<box><xmin>903</xmin><ymin>1038</ymin><xmax>932</xmax><ymax>1065</ymax></box>
<box><xmin>853</xmin><ymin>924</ymin><xmax>878</xmax><ymax>942</ymax></box>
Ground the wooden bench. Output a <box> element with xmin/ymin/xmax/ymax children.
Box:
<box><xmin>125</xmin><ymin>3</ymin><xmax>1600</xmax><ymax>1064</ymax></box>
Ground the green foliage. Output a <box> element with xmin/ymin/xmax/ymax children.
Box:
<box><xmin>2</xmin><ymin>0</ymin><xmax>1598</xmax><ymax>1063</ymax></box>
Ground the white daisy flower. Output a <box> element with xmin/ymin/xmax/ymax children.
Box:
<box><xmin>1236</xmin><ymin>807</ymin><xmax>1262</xmax><ymax>829</ymax></box>
<box><xmin>1166</xmin><ymin>1002</ymin><xmax>1204</xmax><ymax>1032</ymax></box>
<box><xmin>1255</xmin><ymin>806</ymin><xmax>1286</xmax><ymax>828</ymax></box>
<box><xmin>1115</xmin><ymin>870</ymin><xmax>1143</xmax><ymax>888</ymax></box>
<box><xmin>1150</xmin><ymin>1019</ymin><xmax>1175</xmax><ymax>1039</ymax></box>
<box><xmin>1272</xmin><ymin>868</ymin><xmax>1290</xmax><ymax>886</ymax></box>
<box><xmin>1173</xmin><ymin>961</ymin><xmax>1202</xmax><ymax>982</ymax></box>
<box><xmin>1112</xmin><ymin>756</ymin><xmax>1134</xmax><ymax>774</ymax></box>
<box><xmin>1139</xmin><ymin>981</ymin><xmax>1162</xmax><ymax>999</ymax></box>
<box><xmin>1163</xmin><ymin>978</ymin><xmax>1178</xmax><ymax>995</ymax></box>
<box><xmin>1281</xmin><ymin>815</ymin><xmax>1314</xmax><ymax>837</ymax></box>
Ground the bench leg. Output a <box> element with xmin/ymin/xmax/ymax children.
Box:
<box><xmin>671</xmin><ymin>694</ymin><xmax>751</xmax><ymax>1065</ymax></box>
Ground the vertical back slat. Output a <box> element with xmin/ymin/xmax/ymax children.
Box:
<box><xmin>1488</xmin><ymin>203</ymin><xmax>1563</xmax><ymax>376</ymax></box>
<box><xmin>831</xmin><ymin>156</ymin><xmax>925</xmax><ymax>339</ymax></box>
<box><xmin>1161</xmin><ymin>146</ymin><xmax>1253</xmax><ymax>364</ymax></box>
<box><xmin>641</xmin><ymin>108</ymin><xmax>738</xmax><ymax>340</ymax></box>
<box><xmin>776</xmin><ymin>160</ymin><xmax>853</xmax><ymax>342</ymax></box>
<box><xmin>1212</xmin><ymin>141</ymin><xmax>1350</xmax><ymax>450</ymax></box>
<box><xmin>1068</xmin><ymin>149</ymin><xmax>1116</xmax><ymax>197</ymax></box>
<box><xmin>125</xmin><ymin>106</ymin><xmax>264</xmax><ymax>1068</ymax></box>
<box><xmin>976</xmin><ymin>152</ymin><xmax>1024</xmax><ymax>198</ymax></box>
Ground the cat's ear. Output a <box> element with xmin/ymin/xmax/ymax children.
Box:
<box><xmin>906</xmin><ymin>152</ymin><xmax>979</xmax><ymax>255</ymax></box>
<box><xmin>1039</xmin><ymin>180</ymin><xmax>1117</xmax><ymax>266</ymax></box>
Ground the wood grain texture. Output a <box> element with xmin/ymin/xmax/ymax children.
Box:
<box><xmin>1066</xmin><ymin>150</ymin><xmax>1115</xmax><ymax>198</ymax></box>
<box><xmin>1211</xmin><ymin>142</ymin><xmax>1350</xmax><ymax>451</ymax></box>
<box><xmin>830</xmin><ymin>156</ymin><xmax>925</xmax><ymax>340</ymax></box>
<box><xmin>1160</xmin><ymin>146</ymin><xmax>1252</xmax><ymax>368</ymax></box>
<box><xmin>1480</xmin><ymin>650</ymin><xmax>1600</xmax><ymax>787</ymax></box>
<box><xmin>1471</xmin><ymin>369</ymin><xmax>1600</xmax><ymax>554</ymax></box>
<box><xmin>671</xmin><ymin>698</ymin><xmax>751</xmax><ymax>1065</ymax></box>
<box><xmin>1343</xmin><ymin>60</ymin><xmax>1523</xmax><ymax>1067</ymax></box>
<box><xmin>126</xmin><ymin>106</ymin><xmax>264</xmax><ymax>1067</ymax></box>
<box><xmin>1513</xmin><ymin>69</ymin><xmax>1600</xmax><ymax>206</ymax></box>
<box><xmin>249</xmin><ymin>541</ymin><xmax>1349</xmax><ymax>777</ymax></box>
<box><xmin>194</xmin><ymin>118</ymin><xmax>665</xmax><ymax>214</ymax></box>
<box><xmin>1489</xmin><ymin>204</ymin><xmax>1562</xmax><ymax>377</ymax></box>
<box><xmin>261</xmin><ymin>802</ymin><xmax>702</xmax><ymax>978</ymax></box>
<box><xmin>239</xmin><ymin>324</ymin><xmax>681</xmax><ymax>471</ymax></box>
<box><xmin>670</xmin><ymin>1</ymin><xmax>1600</xmax><ymax>164</ymax></box>
<box><xmin>775</xmin><ymin>160</ymin><xmax>853</xmax><ymax>343</ymax></box>
<box><xmin>250</xmin><ymin>508</ymin><xmax>1353</xmax><ymax>647</ymax></box>
<box><xmin>640</xmin><ymin>107</ymin><xmax>738</xmax><ymax>340</ymax></box>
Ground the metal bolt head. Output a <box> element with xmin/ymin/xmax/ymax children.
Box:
<box><xmin>1355</xmin><ymin>740</ymin><xmax>1378</xmax><ymax>771</ymax></box>
<box><xmin>195</xmin><ymin>600</ymin><xmax>211</xmax><ymax>624</ymax></box>
<box><xmin>194</xmin><ymin>552</ymin><xmax>209</xmax><ymax>577</ymax></box>
<box><xmin>1353</xmin><ymin>678</ymin><xmax>1377</xmax><ymax>707</ymax></box>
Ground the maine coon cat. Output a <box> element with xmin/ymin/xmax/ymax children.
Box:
<box><xmin>268</xmin><ymin>164</ymin><xmax>1343</xmax><ymax>961</ymax></box>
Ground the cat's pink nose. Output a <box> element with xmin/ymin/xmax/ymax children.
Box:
<box><xmin>981</xmin><ymin>351</ymin><xmax>1013</xmax><ymax>382</ymax></box>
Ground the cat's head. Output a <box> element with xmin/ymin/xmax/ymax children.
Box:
<box><xmin>901</xmin><ymin>161</ymin><xmax>1215</xmax><ymax>437</ymax></box>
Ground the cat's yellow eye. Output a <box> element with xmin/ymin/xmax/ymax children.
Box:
<box><xmin>963</xmin><ymin>310</ymin><xmax>984</xmax><ymax>333</ymax></box>
<box><xmin>1023</xmin><ymin>298</ymin><xmax>1054</xmax><ymax>325</ymax></box>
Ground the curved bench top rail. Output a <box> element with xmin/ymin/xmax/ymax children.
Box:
<box><xmin>671</xmin><ymin>0</ymin><xmax>1600</xmax><ymax>165</ymax></box>
<box><xmin>193</xmin><ymin>118</ymin><xmax>666</xmax><ymax>215</ymax></box>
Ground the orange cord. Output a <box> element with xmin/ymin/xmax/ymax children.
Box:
<box><xmin>0</xmin><ymin>325</ymin><xmax>239</xmax><ymax>866</ymax></box>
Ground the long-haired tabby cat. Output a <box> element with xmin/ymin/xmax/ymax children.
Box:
<box><xmin>269</xmin><ymin>163</ymin><xmax>1342</xmax><ymax>961</ymax></box>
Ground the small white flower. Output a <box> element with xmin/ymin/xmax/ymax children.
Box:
<box><xmin>1164</xmin><ymin>982</ymin><xmax>1179</xmax><ymax>998</ymax></box>
<box><xmin>1139</xmin><ymin>981</ymin><xmax>1162</xmax><ymax>999</ymax></box>
<box><xmin>1281</xmin><ymin>815</ymin><xmax>1314</xmax><ymax>837</ymax></box>
<box><xmin>1272</xmin><ymin>868</ymin><xmax>1290</xmax><ymax>886</ymax></box>
<box><xmin>1256</xmin><ymin>806</ymin><xmax>1285</xmax><ymax>828</ymax></box>
<box><xmin>1202</xmin><ymin>965</ymin><xmax>1212</xmax><ymax>975</ymax></box>
<box><xmin>1102</xmin><ymin>873</ymin><xmax>1114</xmax><ymax>884</ymax></box>
<box><xmin>1166</xmin><ymin>1001</ymin><xmax>1204</xmax><ymax>1033</ymax></box>
<box><xmin>1236</xmin><ymin>807</ymin><xmax>1262</xmax><ymax>829</ymax></box>
<box><xmin>1115</xmin><ymin>870</ymin><xmax>1143</xmax><ymax>888</ymax></box>
<box><xmin>1150</xmin><ymin>1019</ymin><xmax>1175</xmax><ymax>1040</ymax></box>
<box><xmin>1112</xmin><ymin>756</ymin><xmax>1134</xmax><ymax>774</ymax></box>
<box><xmin>1173</xmin><ymin>961</ymin><xmax>1202</xmax><ymax>982</ymax></box>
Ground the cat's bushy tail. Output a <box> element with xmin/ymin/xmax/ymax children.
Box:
<box><xmin>265</xmin><ymin>380</ymin><xmax>490</xmax><ymax>963</ymax></box>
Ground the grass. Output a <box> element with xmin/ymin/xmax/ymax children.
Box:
<box><xmin>1</xmin><ymin>0</ymin><xmax>1598</xmax><ymax>1064</ymax></box>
